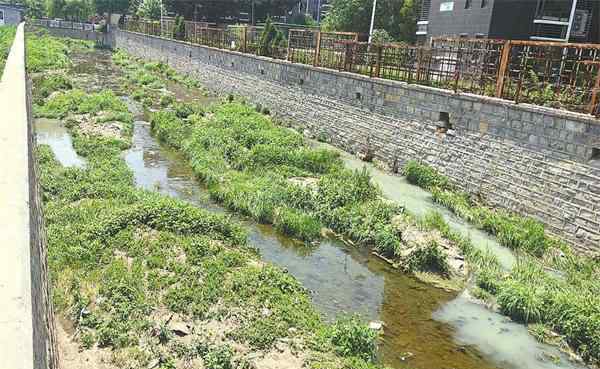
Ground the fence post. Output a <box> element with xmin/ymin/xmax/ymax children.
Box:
<box><xmin>286</xmin><ymin>30</ymin><xmax>292</xmax><ymax>61</ymax></box>
<box><xmin>314</xmin><ymin>30</ymin><xmax>322</xmax><ymax>67</ymax></box>
<box><xmin>588</xmin><ymin>69</ymin><xmax>600</xmax><ymax>115</ymax></box>
<box><xmin>495</xmin><ymin>40</ymin><xmax>511</xmax><ymax>98</ymax></box>
<box><xmin>415</xmin><ymin>48</ymin><xmax>423</xmax><ymax>82</ymax></box>
<box><xmin>242</xmin><ymin>26</ymin><xmax>248</xmax><ymax>53</ymax></box>
<box><xmin>374</xmin><ymin>45</ymin><xmax>382</xmax><ymax>78</ymax></box>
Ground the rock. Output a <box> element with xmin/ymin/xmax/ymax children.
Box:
<box><xmin>261</xmin><ymin>308</ymin><xmax>272</xmax><ymax>317</ymax></box>
<box><xmin>368</xmin><ymin>320</ymin><xmax>384</xmax><ymax>330</ymax></box>
<box><xmin>275</xmin><ymin>342</ymin><xmax>287</xmax><ymax>352</ymax></box>
<box><xmin>168</xmin><ymin>322</ymin><xmax>191</xmax><ymax>337</ymax></box>
<box><xmin>399</xmin><ymin>351</ymin><xmax>414</xmax><ymax>361</ymax></box>
<box><xmin>47</xmin><ymin>91</ymin><xmax>63</xmax><ymax>100</ymax></box>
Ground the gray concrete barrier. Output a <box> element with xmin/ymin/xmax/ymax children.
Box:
<box><xmin>0</xmin><ymin>23</ymin><xmax>58</xmax><ymax>369</ymax></box>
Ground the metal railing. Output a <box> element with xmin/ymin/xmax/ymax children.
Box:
<box><xmin>31</xmin><ymin>18</ymin><xmax>97</xmax><ymax>31</ymax></box>
<box><xmin>122</xmin><ymin>19</ymin><xmax>600</xmax><ymax>117</ymax></box>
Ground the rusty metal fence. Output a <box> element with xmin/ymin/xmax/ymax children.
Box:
<box><xmin>123</xmin><ymin>19</ymin><xmax>600</xmax><ymax>117</ymax></box>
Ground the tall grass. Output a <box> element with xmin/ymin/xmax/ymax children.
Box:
<box><xmin>0</xmin><ymin>26</ymin><xmax>16</xmax><ymax>73</ymax></box>
<box><xmin>406</xmin><ymin>160</ymin><xmax>556</xmax><ymax>257</ymax></box>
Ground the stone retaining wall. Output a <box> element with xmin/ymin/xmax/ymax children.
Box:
<box><xmin>0</xmin><ymin>23</ymin><xmax>58</xmax><ymax>369</ymax></box>
<box><xmin>32</xmin><ymin>25</ymin><xmax>114</xmax><ymax>47</ymax></box>
<box><xmin>114</xmin><ymin>29</ymin><xmax>600</xmax><ymax>254</ymax></box>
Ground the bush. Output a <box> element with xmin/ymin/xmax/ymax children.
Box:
<box><xmin>0</xmin><ymin>26</ymin><xmax>16</xmax><ymax>73</ymax></box>
<box><xmin>273</xmin><ymin>207</ymin><xmax>322</xmax><ymax>242</ymax></box>
<box><xmin>496</xmin><ymin>279</ymin><xmax>545</xmax><ymax>323</ymax></box>
<box><xmin>328</xmin><ymin>316</ymin><xmax>378</xmax><ymax>362</ymax></box>
<box><xmin>406</xmin><ymin>240</ymin><xmax>450</xmax><ymax>275</ymax></box>
<box><xmin>403</xmin><ymin>160</ymin><xmax>450</xmax><ymax>190</ymax></box>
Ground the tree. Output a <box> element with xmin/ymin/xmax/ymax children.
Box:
<box><xmin>47</xmin><ymin>0</ymin><xmax>66</xmax><ymax>18</ymax></box>
<box><xmin>370</xmin><ymin>29</ymin><xmax>394</xmax><ymax>44</ymax></box>
<box><xmin>25</xmin><ymin>0</ymin><xmax>46</xmax><ymax>18</ymax></box>
<box><xmin>173</xmin><ymin>15</ymin><xmax>185</xmax><ymax>40</ymax></box>
<box><xmin>63</xmin><ymin>0</ymin><xmax>93</xmax><ymax>20</ymax></box>
<box><xmin>258</xmin><ymin>17</ymin><xmax>286</xmax><ymax>56</ymax></box>
<box><xmin>136</xmin><ymin>0</ymin><xmax>162</xmax><ymax>20</ymax></box>
<box><xmin>95</xmin><ymin>0</ymin><xmax>130</xmax><ymax>27</ymax></box>
<box><xmin>397</xmin><ymin>0</ymin><xmax>419</xmax><ymax>43</ymax></box>
<box><xmin>322</xmin><ymin>0</ymin><xmax>420</xmax><ymax>43</ymax></box>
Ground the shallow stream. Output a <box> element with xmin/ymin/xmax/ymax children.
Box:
<box><xmin>34</xmin><ymin>49</ymin><xmax>587</xmax><ymax>369</ymax></box>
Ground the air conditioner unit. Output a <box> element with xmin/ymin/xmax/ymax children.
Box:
<box><xmin>571</xmin><ymin>9</ymin><xmax>590</xmax><ymax>38</ymax></box>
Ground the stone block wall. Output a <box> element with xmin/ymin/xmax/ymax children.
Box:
<box><xmin>0</xmin><ymin>23</ymin><xmax>58</xmax><ymax>369</ymax></box>
<box><xmin>114</xmin><ymin>30</ymin><xmax>600</xmax><ymax>254</ymax></box>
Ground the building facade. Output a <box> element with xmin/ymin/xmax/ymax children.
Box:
<box><xmin>417</xmin><ymin>0</ymin><xmax>600</xmax><ymax>43</ymax></box>
<box><xmin>0</xmin><ymin>3</ymin><xmax>23</xmax><ymax>26</ymax></box>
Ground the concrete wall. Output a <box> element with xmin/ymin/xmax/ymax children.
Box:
<box><xmin>31</xmin><ymin>25</ymin><xmax>114</xmax><ymax>47</ymax></box>
<box><xmin>427</xmin><ymin>0</ymin><xmax>494</xmax><ymax>37</ymax></box>
<box><xmin>114</xmin><ymin>30</ymin><xmax>600</xmax><ymax>255</ymax></box>
<box><xmin>0</xmin><ymin>23</ymin><xmax>58</xmax><ymax>369</ymax></box>
<box><xmin>0</xmin><ymin>6</ymin><xmax>23</xmax><ymax>25</ymax></box>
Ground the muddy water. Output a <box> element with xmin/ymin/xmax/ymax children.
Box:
<box><xmin>35</xmin><ymin>118</ymin><xmax>85</xmax><ymax>167</ymax></box>
<box><xmin>38</xmin><ymin>49</ymin><xmax>588</xmax><ymax>369</ymax></box>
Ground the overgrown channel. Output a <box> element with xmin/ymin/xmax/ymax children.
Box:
<box><xmin>29</xmin><ymin>30</ymin><xmax>599</xmax><ymax>369</ymax></box>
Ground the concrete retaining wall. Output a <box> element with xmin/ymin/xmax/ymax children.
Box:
<box><xmin>114</xmin><ymin>30</ymin><xmax>600</xmax><ymax>254</ymax></box>
<box><xmin>0</xmin><ymin>23</ymin><xmax>58</xmax><ymax>369</ymax></box>
<box><xmin>32</xmin><ymin>25</ymin><xmax>114</xmax><ymax>47</ymax></box>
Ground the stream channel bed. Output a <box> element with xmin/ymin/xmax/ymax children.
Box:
<box><xmin>34</xmin><ymin>49</ymin><xmax>587</xmax><ymax>369</ymax></box>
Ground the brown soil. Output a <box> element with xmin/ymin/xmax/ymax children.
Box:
<box><xmin>56</xmin><ymin>317</ymin><xmax>117</xmax><ymax>369</ymax></box>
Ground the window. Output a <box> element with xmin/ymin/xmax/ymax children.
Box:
<box><xmin>465</xmin><ymin>0</ymin><xmax>472</xmax><ymax>9</ymax></box>
<box><xmin>481</xmin><ymin>0</ymin><xmax>488</xmax><ymax>8</ymax></box>
<box><xmin>440</xmin><ymin>1</ymin><xmax>454</xmax><ymax>12</ymax></box>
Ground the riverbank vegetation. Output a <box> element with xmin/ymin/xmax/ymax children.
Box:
<box><xmin>113</xmin><ymin>49</ymin><xmax>466</xmax><ymax>281</ymax></box>
<box><xmin>33</xmin><ymin>35</ymin><xmax>387</xmax><ymax>369</ymax></box>
<box><xmin>0</xmin><ymin>25</ymin><xmax>16</xmax><ymax>73</ymax></box>
<box><xmin>404</xmin><ymin>160</ymin><xmax>600</xmax><ymax>365</ymax></box>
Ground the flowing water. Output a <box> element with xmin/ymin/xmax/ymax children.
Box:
<box><xmin>34</xmin><ymin>49</ymin><xmax>588</xmax><ymax>369</ymax></box>
<box><xmin>35</xmin><ymin>118</ymin><xmax>86</xmax><ymax>167</ymax></box>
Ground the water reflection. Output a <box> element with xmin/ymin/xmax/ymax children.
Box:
<box><xmin>434</xmin><ymin>292</ymin><xmax>586</xmax><ymax>369</ymax></box>
<box><xmin>35</xmin><ymin>118</ymin><xmax>86</xmax><ymax>167</ymax></box>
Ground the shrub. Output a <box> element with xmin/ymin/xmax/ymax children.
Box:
<box><xmin>203</xmin><ymin>345</ymin><xmax>233</xmax><ymax>369</ymax></box>
<box><xmin>479</xmin><ymin>208</ymin><xmax>550</xmax><ymax>256</ymax></box>
<box><xmin>496</xmin><ymin>279</ymin><xmax>545</xmax><ymax>323</ymax></box>
<box><xmin>403</xmin><ymin>160</ymin><xmax>450</xmax><ymax>190</ymax></box>
<box><xmin>159</xmin><ymin>94</ymin><xmax>175</xmax><ymax>107</ymax></box>
<box><xmin>273</xmin><ymin>207</ymin><xmax>322</xmax><ymax>242</ymax></box>
<box><xmin>406</xmin><ymin>240</ymin><xmax>450</xmax><ymax>275</ymax></box>
<box><xmin>328</xmin><ymin>316</ymin><xmax>378</xmax><ymax>362</ymax></box>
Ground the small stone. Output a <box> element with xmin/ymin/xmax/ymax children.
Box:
<box><xmin>368</xmin><ymin>320</ymin><xmax>383</xmax><ymax>330</ymax></box>
<box><xmin>261</xmin><ymin>307</ymin><xmax>272</xmax><ymax>317</ymax></box>
<box><xmin>169</xmin><ymin>322</ymin><xmax>190</xmax><ymax>336</ymax></box>
<box><xmin>147</xmin><ymin>359</ymin><xmax>160</xmax><ymax>369</ymax></box>
<box><xmin>275</xmin><ymin>342</ymin><xmax>287</xmax><ymax>352</ymax></box>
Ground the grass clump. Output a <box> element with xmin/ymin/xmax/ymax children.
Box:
<box><xmin>403</xmin><ymin>160</ymin><xmax>450</xmax><ymax>190</ymax></box>
<box><xmin>0</xmin><ymin>25</ymin><xmax>16</xmax><ymax>73</ymax></box>
<box><xmin>405</xmin><ymin>240</ymin><xmax>450</xmax><ymax>276</ymax></box>
<box><xmin>35</xmin><ymin>89</ymin><xmax>129</xmax><ymax>119</ymax></box>
<box><xmin>26</xmin><ymin>29</ymin><xmax>92</xmax><ymax>72</ymax></box>
<box><xmin>405</xmin><ymin>161</ymin><xmax>557</xmax><ymax>257</ymax></box>
<box><xmin>150</xmin><ymin>101</ymin><xmax>411</xmax><ymax>259</ymax></box>
<box><xmin>325</xmin><ymin>315</ymin><xmax>379</xmax><ymax>362</ymax></box>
